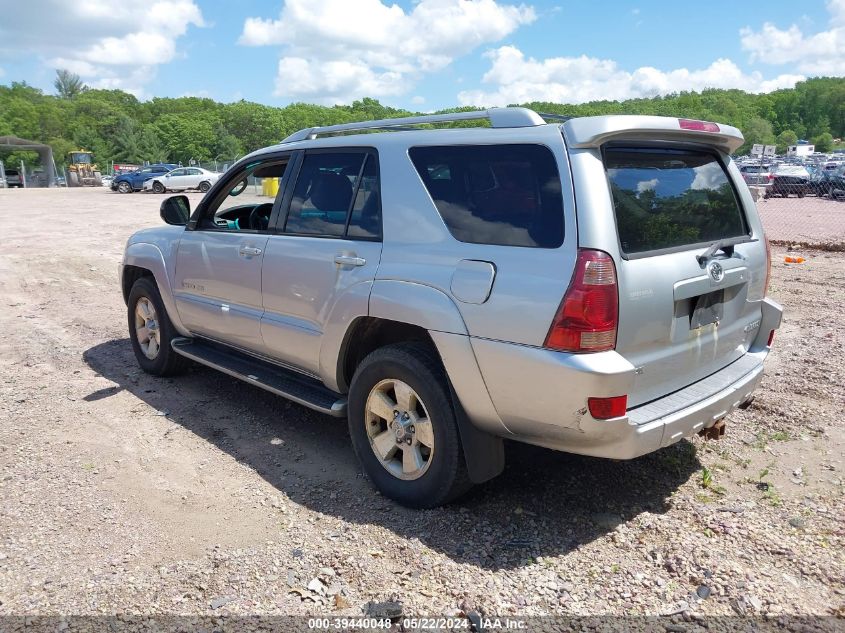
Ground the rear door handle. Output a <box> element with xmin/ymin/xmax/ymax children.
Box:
<box><xmin>334</xmin><ymin>254</ymin><xmax>366</xmax><ymax>267</ymax></box>
<box><xmin>239</xmin><ymin>245</ymin><xmax>263</xmax><ymax>257</ymax></box>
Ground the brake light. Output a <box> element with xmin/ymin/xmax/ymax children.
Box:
<box><xmin>588</xmin><ymin>395</ymin><xmax>628</xmax><ymax>420</ymax></box>
<box><xmin>679</xmin><ymin>119</ymin><xmax>720</xmax><ymax>133</ymax></box>
<box><xmin>545</xmin><ymin>249</ymin><xmax>618</xmax><ymax>353</ymax></box>
<box><xmin>764</xmin><ymin>235</ymin><xmax>772</xmax><ymax>296</ymax></box>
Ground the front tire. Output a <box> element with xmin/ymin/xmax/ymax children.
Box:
<box><xmin>127</xmin><ymin>277</ymin><xmax>190</xmax><ymax>376</ymax></box>
<box><xmin>348</xmin><ymin>342</ymin><xmax>471</xmax><ymax>508</ymax></box>
<box><xmin>117</xmin><ymin>181</ymin><xmax>132</xmax><ymax>194</ymax></box>
<box><xmin>152</xmin><ymin>181</ymin><xmax>165</xmax><ymax>194</ymax></box>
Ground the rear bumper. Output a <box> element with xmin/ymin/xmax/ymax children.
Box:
<box><xmin>474</xmin><ymin>342</ymin><xmax>768</xmax><ymax>459</ymax></box>
<box><xmin>471</xmin><ymin>299</ymin><xmax>782</xmax><ymax>459</ymax></box>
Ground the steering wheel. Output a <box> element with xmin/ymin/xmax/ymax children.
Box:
<box><xmin>229</xmin><ymin>178</ymin><xmax>248</xmax><ymax>197</ymax></box>
<box><xmin>248</xmin><ymin>203</ymin><xmax>273</xmax><ymax>230</ymax></box>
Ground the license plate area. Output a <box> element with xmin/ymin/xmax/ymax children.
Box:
<box><xmin>690</xmin><ymin>289</ymin><xmax>724</xmax><ymax>329</ymax></box>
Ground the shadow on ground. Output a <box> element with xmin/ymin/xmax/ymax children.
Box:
<box><xmin>84</xmin><ymin>338</ymin><xmax>701</xmax><ymax>570</ymax></box>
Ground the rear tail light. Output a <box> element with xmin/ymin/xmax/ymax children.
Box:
<box><xmin>545</xmin><ymin>249</ymin><xmax>618</xmax><ymax>353</ymax></box>
<box><xmin>679</xmin><ymin>119</ymin><xmax>720</xmax><ymax>133</ymax></box>
<box><xmin>588</xmin><ymin>395</ymin><xmax>628</xmax><ymax>420</ymax></box>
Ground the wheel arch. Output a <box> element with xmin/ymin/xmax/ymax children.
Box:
<box><xmin>334</xmin><ymin>279</ymin><xmax>507</xmax><ymax>484</ymax></box>
<box><xmin>121</xmin><ymin>242</ymin><xmax>190</xmax><ymax>336</ymax></box>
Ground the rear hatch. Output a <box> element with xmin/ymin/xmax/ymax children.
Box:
<box><xmin>601</xmin><ymin>142</ymin><xmax>765</xmax><ymax>407</ymax></box>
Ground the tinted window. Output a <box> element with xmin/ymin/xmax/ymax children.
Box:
<box><xmin>347</xmin><ymin>155</ymin><xmax>381</xmax><ymax>239</ymax></box>
<box><xmin>604</xmin><ymin>147</ymin><xmax>748</xmax><ymax>255</ymax></box>
<box><xmin>285</xmin><ymin>153</ymin><xmax>365</xmax><ymax>237</ymax></box>
<box><xmin>409</xmin><ymin>144</ymin><xmax>564</xmax><ymax>248</ymax></box>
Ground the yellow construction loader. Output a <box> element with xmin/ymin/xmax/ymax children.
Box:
<box><xmin>67</xmin><ymin>150</ymin><xmax>102</xmax><ymax>186</ymax></box>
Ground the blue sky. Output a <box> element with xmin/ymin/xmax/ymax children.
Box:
<box><xmin>0</xmin><ymin>1</ymin><xmax>842</xmax><ymax>109</ymax></box>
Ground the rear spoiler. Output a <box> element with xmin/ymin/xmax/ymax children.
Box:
<box><xmin>562</xmin><ymin>115</ymin><xmax>744</xmax><ymax>154</ymax></box>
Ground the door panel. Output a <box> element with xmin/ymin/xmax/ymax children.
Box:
<box><xmin>260</xmin><ymin>237</ymin><xmax>382</xmax><ymax>374</ymax></box>
<box><xmin>174</xmin><ymin>231</ymin><xmax>269</xmax><ymax>352</ymax></box>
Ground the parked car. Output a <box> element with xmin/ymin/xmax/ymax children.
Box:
<box><xmin>826</xmin><ymin>165</ymin><xmax>845</xmax><ymax>199</ymax></box>
<box><xmin>4</xmin><ymin>169</ymin><xmax>23</xmax><ymax>188</ymax></box>
<box><xmin>120</xmin><ymin>109</ymin><xmax>782</xmax><ymax>507</ymax></box>
<box><xmin>101</xmin><ymin>175</ymin><xmax>113</xmax><ymax>188</ymax></box>
<box><xmin>111</xmin><ymin>164</ymin><xmax>179</xmax><ymax>193</ymax></box>
<box><xmin>142</xmin><ymin>167</ymin><xmax>220</xmax><ymax>193</ymax></box>
<box><xmin>807</xmin><ymin>168</ymin><xmax>834</xmax><ymax>197</ymax></box>
<box><xmin>764</xmin><ymin>165</ymin><xmax>810</xmax><ymax>198</ymax></box>
<box><xmin>738</xmin><ymin>164</ymin><xmax>772</xmax><ymax>187</ymax></box>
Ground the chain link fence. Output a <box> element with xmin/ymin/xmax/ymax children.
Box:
<box><xmin>740</xmin><ymin>156</ymin><xmax>845</xmax><ymax>250</ymax></box>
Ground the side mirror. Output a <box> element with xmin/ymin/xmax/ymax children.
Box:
<box><xmin>160</xmin><ymin>195</ymin><xmax>190</xmax><ymax>226</ymax></box>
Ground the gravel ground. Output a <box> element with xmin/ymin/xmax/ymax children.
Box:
<box><xmin>0</xmin><ymin>188</ymin><xmax>843</xmax><ymax>619</ymax></box>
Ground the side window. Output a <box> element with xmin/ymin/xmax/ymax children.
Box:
<box><xmin>169</xmin><ymin>169</ymin><xmax>186</xmax><ymax>177</ymax></box>
<box><xmin>197</xmin><ymin>159</ymin><xmax>289</xmax><ymax>232</ymax></box>
<box><xmin>285</xmin><ymin>152</ymin><xmax>365</xmax><ymax>237</ymax></box>
<box><xmin>408</xmin><ymin>144</ymin><xmax>564</xmax><ymax>248</ymax></box>
<box><xmin>187</xmin><ymin>168</ymin><xmax>202</xmax><ymax>175</ymax></box>
<box><xmin>347</xmin><ymin>155</ymin><xmax>381</xmax><ymax>239</ymax></box>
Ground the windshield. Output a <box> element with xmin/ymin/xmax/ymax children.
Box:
<box><xmin>605</xmin><ymin>147</ymin><xmax>749</xmax><ymax>256</ymax></box>
<box><xmin>71</xmin><ymin>153</ymin><xmax>92</xmax><ymax>164</ymax></box>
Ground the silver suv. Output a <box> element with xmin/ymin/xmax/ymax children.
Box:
<box><xmin>119</xmin><ymin>108</ymin><xmax>782</xmax><ymax>507</ymax></box>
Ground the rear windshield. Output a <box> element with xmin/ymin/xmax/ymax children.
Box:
<box><xmin>409</xmin><ymin>144</ymin><xmax>564</xmax><ymax>248</ymax></box>
<box><xmin>604</xmin><ymin>147</ymin><xmax>748</xmax><ymax>256</ymax></box>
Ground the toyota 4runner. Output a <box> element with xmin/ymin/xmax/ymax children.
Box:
<box><xmin>119</xmin><ymin>108</ymin><xmax>782</xmax><ymax>507</ymax></box>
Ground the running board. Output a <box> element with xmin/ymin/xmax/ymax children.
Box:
<box><xmin>171</xmin><ymin>338</ymin><xmax>347</xmax><ymax>417</ymax></box>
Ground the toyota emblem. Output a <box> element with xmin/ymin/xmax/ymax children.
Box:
<box><xmin>709</xmin><ymin>261</ymin><xmax>724</xmax><ymax>282</ymax></box>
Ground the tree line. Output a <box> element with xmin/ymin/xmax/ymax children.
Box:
<box><xmin>1</xmin><ymin>72</ymin><xmax>843</xmax><ymax>171</ymax></box>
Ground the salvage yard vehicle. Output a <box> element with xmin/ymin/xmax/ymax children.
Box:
<box><xmin>142</xmin><ymin>166</ymin><xmax>220</xmax><ymax>193</ymax></box>
<box><xmin>764</xmin><ymin>165</ymin><xmax>810</xmax><ymax>198</ymax></box>
<box><xmin>120</xmin><ymin>108</ymin><xmax>782</xmax><ymax>507</ymax></box>
<box><xmin>112</xmin><ymin>163</ymin><xmax>179</xmax><ymax>193</ymax></box>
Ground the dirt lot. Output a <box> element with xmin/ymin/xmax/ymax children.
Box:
<box><xmin>0</xmin><ymin>188</ymin><xmax>843</xmax><ymax>619</ymax></box>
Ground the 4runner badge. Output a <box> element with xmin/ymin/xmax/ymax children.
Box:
<box><xmin>708</xmin><ymin>261</ymin><xmax>724</xmax><ymax>283</ymax></box>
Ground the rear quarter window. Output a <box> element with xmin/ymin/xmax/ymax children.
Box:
<box><xmin>409</xmin><ymin>144</ymin><xmax>564</xmax><ymax>248</ymax></box>
<box><xmin>604</xmin><ymin>147</ymin><xmax>749</xmax><ymax>256</ymax></box>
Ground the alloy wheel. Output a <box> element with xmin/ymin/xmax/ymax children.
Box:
<box><xmin>364</xmin><ymin>378</ymin><xmax>435</xmax><ymax>480</ymax></box>
<box><xmin>134</xmin><ymin>297</ymin><xmax>161</xmax><ymax>359</ymax></box>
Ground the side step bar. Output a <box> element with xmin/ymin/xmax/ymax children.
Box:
<box><xmin>171</xmin><ymin>338</ymin><xmax>347</xmax><ymax>417</ymax></box>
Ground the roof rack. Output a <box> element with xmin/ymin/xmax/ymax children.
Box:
<box><xmin>281</xmin><ymin>107</ymin><xmax>547</xmax><ymax>143</ymax></box>
<box><xmin>537</xmin><ymin>112</ymin><xmax>572</xmax><ymax>123</ymax></box>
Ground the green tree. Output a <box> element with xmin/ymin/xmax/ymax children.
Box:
<box><xmin>53</xmin><ymin>70</ymin><xmax>87</xmax><ymax>99</ymax></box>
<box><xmin>811</xmin><ymin>132</ymin><xmax>834</xmax><ymax>152</ymax></box>
<box><xmin>776</xmin><ymin>129</ymin><xmax>798</xmax><ymax>154</ymax></box>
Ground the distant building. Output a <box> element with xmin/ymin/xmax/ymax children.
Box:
<box><xmin>787</xmin><ymin>144</ymin><xmax>815</xmax><ymax>157</ymax></box>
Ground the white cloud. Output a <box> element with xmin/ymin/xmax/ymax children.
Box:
<box><xmin>458</xmin><ymin>46</ymin><xmax>804</xmax><ymax>106</ymax></box>
<box><xmin>636</xmin><ymin>178</ymin><xmax>658</xmax><ymax>194</ymax></box>
<box><xmin>0</xmin><ymin>0</ymin><xmax>204</xmax><ymax>95</ymax></box>
<box><xmin>0</xmin><ymin>66</ymin><xmax>5</xmax><ymax>78</ymax></box>
<box><xmin>411</xmin><ymin>95</ymin><xmax>426</xmax><ymax>105</ymax></box>
<box><xmin>740</xmin><ymin>0</ymin><xmax>845</xmax><ymax>74</ymax></box>
<box><xmin>240</xmin><ymin>0</ymin><xmax>536</xmax><ymax>103</ymax></box>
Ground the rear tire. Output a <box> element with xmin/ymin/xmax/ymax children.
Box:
<box><xmin>348</xmin><ymin>342</ymin><xmax>472</xmax><ymax>508</ymax></box>
<box><xmin>198</xmin><ymin>181</ymin><xmax>211</xmax><ymax>193</ymax></box>
<box><xmin>127</xmin><ymin>277</ymin><xmax>190</xmax><ymax>377</ymax></box>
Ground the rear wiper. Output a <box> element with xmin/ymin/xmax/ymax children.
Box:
<box><xmin>697</xmin><ymin>239</ymin><xmax>734</xmax><ymax>266</ymax></box>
